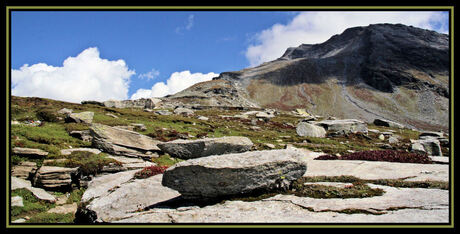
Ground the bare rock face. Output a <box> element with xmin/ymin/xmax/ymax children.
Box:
<box><xmin>157</xmin><ymin>136</ymin><xmax>254</xmax><ymax>159</ymax></box>
<box><xmin>32</xmin><ymin>166</ymin><xmax>80</xmax><ymax>191</ymax></box>
<box><xmin>161</xmin><ymin>149</ymin><xmax>307</xmax><ymax>200</ymax></box>
<box><xmin>296</xmin><ymin>122</ymin><xmax>327</xmax><ymax>138</ymax></box>
<box><xmin>90</xmin><ymin>123</ymin><xmax>161</xmax><ymax>159</ymax></box>
<box><xmin>313</xmin><ymin>119</ymin><xmax>368</xmax><ymax>136</ymax></box>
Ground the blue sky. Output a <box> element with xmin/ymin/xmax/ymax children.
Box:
<box><xmin>11</xmin><ymin>10</ymin><xmax>449</xmax><ymax>103</ymax></box>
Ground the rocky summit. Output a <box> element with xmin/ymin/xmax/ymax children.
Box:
<box><xmin>9</xmin><ymin>23</ymin><xmax>451</xmax><ymax>225</ymax></box>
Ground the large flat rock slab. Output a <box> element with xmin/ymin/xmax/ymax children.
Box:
<box><xmin>115</xmin><ymin>184</ymin><xmax>448</xmax><ymax>223</ymax></box>
<box><xmin>296</xmin><ymin>148</ymin><xmax>448</xmax><ymax>182</ymax></box>
<box><xmin>90</xmin><ymin>123</ymin><xmax>161</xmax><ymax>159</ymax></box>
<box><xmin>162</xmin><ymin>149</ymin><xmax>307</xmax><ymax>200</ymax></box>
<box><xmin>157</xmin><ymin>136</ymin><xmax>254</xmax><ymax>159</ymax></box>
<box><xmin>267</xmin><ymin>184</ymin><xmax>448</xmax><ymax>214</ymax></box>
<box><xmin>79</xmin><ymin>171</ymin><xmax>180</xmax><ymax>223</ymax></box>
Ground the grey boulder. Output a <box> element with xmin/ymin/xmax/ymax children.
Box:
<box><xmin>296</xmin><ymin>122</ymin><xmax>326</xmax><ymax>138</ymax></box>
<box><xmin>314</xmin><ymin>119</ymin><xmax>368</xmax><ymax>135</ymax></box>
<box><xmin>162</xmin><ymin>149</ymin><xmax>307</xmax><ymax>200</ymax></box>
<box><xmin>411</xmin><ymin>139</ymin><xmax>442</xmax><ymax>156</ymax></box>
<box><xmin>157</xmin><ymin>136</ymin><xmax>253</xmax><ymax>159</ymax></box>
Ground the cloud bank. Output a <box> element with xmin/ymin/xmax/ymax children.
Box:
<box><xmin>12</xmin><ymin>47</ymin><xmax>135</xmax><ymax>103</ymax></box>
<box><xmin>245</xmin><ymin>11</ymin><xmax>449</xmax><ymax>67</ymax></box>
<box><xmin>130</xmin><ymin>70</ymin><xmax>218</xmax><ymax>99</ymax></box>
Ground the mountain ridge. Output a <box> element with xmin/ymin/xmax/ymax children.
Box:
<box><xmin>165</xmin><ymin>23</ymin><xmax>450</xmax><ymax>131</ymax></box>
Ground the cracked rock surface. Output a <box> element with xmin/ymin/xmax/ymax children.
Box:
<box><xmin>78</xmin><ymin>148</ymin><xmax>449</xmax><ymax>223</ymax></box>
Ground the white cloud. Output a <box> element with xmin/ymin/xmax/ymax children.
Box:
<box><xmin>175</xmin><ymin>14</ymin><xmax>195</xmax><ymax>34</ymax></box>
<box><xmin>186</xmin><ymin>14</ymin><xmax>195</xmax><ymax>30</ymax></box>
<box><xmin>245</xmin><ymin>11</ymin><xmax>449</xmax><ymax>67</ymax></box>
<box><xmin>130</xmin><ymin>70</ymin><xmax>218</xmax><ymax>99</ymax></box>
<box><xmin>12</xmin><ymin>47</ymin><xmax>135</xmax><ymax>103</ymax></box>
<box><xmin>138</xmin><ymin>68</ymin><xmax>160</xmax><ymax>80</ymax></box>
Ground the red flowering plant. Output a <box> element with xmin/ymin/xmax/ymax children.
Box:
<box><xmin>134</xmin><ymin>165</ymin><xmax>169</xmax><ymax>179</ymax></box>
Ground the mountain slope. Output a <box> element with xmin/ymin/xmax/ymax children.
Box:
<box><xmin>166</xmin><ymin>24</ymin><xmax>450</xmax><ymax>131</ymax></box>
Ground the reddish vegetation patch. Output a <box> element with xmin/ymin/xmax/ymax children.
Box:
<box><xmin>315</xmin><ymin>150</ymin><xmax>432</xmax><ymax>164</ymax></box>
<box><xmin>134</xmin><ymin>165</ymin><xmax>169</xmax><ymax>179</ymax></box>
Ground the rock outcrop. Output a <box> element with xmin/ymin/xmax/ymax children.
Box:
<box><xmin>157</xmin><ymin>136</ymin><xmax>254</xmax><ymax>159</ymax></box>
<box><xmin>162</xmin><ymin>149</ymin><xmax>307</xmax><ymax>200</ymax></box>
<box><xmin>32</xmin><ymin>166</ymin><xmax>80</xmax><ymax>191</ymax></box>
<box><xmin>90</xmin><ymin>123</ymin><xmax>161</xmax><ymax>159</ymax></box>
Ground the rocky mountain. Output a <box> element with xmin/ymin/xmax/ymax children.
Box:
<box><xmin>166</xmin><ymin>24</ymin><xmax>450</xmax><ymax>131</ymax></box>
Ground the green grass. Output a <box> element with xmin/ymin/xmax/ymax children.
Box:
<box><xmin>11</xmin><ymin>123</ymin><xmax>91</xmax><ymax>159</ymax></box>
<box><xmin>10</xmin><ymin>189</ymin><xmax>55</xmax><ymax>220</ymax></box>
<box><xmin>25</xmin><ymin>212</ymin><xmax>75</xmax><ymax>223</ymax></box>
<box><xmin>66</xmin><ymin>188</ymin><xmax>86</xmax><ymax>204</ymax></box>
<box><xmin>43</xmin><ymin>151</ymin><xmax>121</xmax><ymax>176</ymax></box>
<box><xmin>289</xmin><ymin>181</ymin><xmax>385</xmax><ymax>199</ymax></box>
<box><xmin>151</xmin><ymin>154</ymin><xmax>183</xmax><ymax>167</ymax></box>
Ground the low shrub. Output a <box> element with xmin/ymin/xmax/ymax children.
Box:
<box><xmin>134</xmin><ymin>165</ymin><xmax>169</xmax><ymax>179</ymax></box>
<box><xmin>314</xmin><ymin>150</ymin><xmax>432</xmax><ymax>164</ymax></box>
